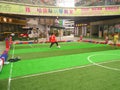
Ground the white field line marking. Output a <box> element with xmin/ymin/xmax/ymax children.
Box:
<box><xmin>87</xmin><ymin>54</ymin><xmax>120</xmax><ymax>71</ymax></box>
<box><xmin>7</xmin><ymin>63</ymin><xmax>13</xmax><ymax>90</ymax></box>
<box><xmin>7</xmin><ymin>45</ymin><xmax>15</xmax><ymax>90</ymax></box>
<box><xmin>11</xmin><ymin>60</ymin><xmax>118</xmax><ymax>81</ymax></box>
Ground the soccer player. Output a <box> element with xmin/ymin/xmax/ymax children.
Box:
<box><xmin>49</xmin><ymin>33</ymin><xmax>60</xmax><ymax>48</ymax></box>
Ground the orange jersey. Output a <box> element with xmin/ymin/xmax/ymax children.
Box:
<box><xmin>49</xmin><ymin>35</ymin><xmax>57</xmax><ymax>42</ymax></box>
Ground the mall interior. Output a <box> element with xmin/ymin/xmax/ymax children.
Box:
<box><xmin>0</xmin><ymin>0</ymin><xmax>120</xmax><ymax>41</ymax></box>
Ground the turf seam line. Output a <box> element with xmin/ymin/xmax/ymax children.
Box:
<box><xmin>88</xmin><ymin>54</ymin><xmax>120</xmax><ymax>71</ymax></box>
<box><xmin>11</xmin><ymin>60</ymin><xmax>118</xmax><ymax>80</ymax></box>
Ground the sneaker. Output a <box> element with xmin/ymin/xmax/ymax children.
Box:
<box><xmin>58</xmin><ymin>46</ymin><xmax>60</xmax><ymax>48</ymax></box>
<box><xmin>4</xmin><ymin>62</ymin><xmax>10</xmax><ymax>64</ymax></box>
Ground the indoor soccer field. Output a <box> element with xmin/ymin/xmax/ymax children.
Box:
<box><xmin>0</xmin><ymin>42</ymin><xmax>120</xmax><ymax>90</ymax></box>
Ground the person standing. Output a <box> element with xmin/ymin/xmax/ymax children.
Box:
<box><xmin>11</xmin><ymin>32</ymin><xmax>15</xmax><ymax>41</ymax></box>
<box><xmin>113</xmin><ymin>32</ymin><xmax>119</xmax><ymax>46</ymax></box>
<box><xmin>105</xmin><ymin>35</ymin><xmax>109</xmax><ymax>44</ymax></box>
<box><xmin>33</xmin><ymin>31</ymin><xmax>39</xmax><ymax>43</ymax></box>
<box><xmin>49</xmin><ymin>33</ymin><xmax>60</xmax><ymax>48</ymax></box>
<box><xmin>80</xmin><ymin>35</ymin><xmax>83</xmax><ymax>41</ymax></box>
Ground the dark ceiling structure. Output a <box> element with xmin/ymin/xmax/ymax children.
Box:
<box><xmin>0</xmin><ymin>13</ymin><xmax>120</xmax><ymax>24</ymax></box>
<box><xmin>59</xmin><ymin>15</ymin><xmax>120</xmax><ymax>23</ymax></box>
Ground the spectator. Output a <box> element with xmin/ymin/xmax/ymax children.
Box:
<box><xmin>113</xmin><ymin>32</ymin><xmax>119</xmax><ymax>46</ymax></box>
<box><xmin>33</xmin><ymin>31</ymin><xmax>39</xmax><ymax>43</ymax></box>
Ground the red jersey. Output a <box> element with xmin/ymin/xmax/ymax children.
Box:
<box><xmin>49</xmin><ymin>35</ymin><xmax>57</xmax><ymax>42</ymax></box>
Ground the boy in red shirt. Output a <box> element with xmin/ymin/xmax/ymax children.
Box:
<box><xmin>49</xmin><ymin>33</ymin><xmax>60</xmax><ymax>48</ymax></box>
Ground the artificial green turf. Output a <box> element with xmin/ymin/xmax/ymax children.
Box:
<box><xmin>1</xmin><ymin>42</ymin><xmax>120</xmax><ymax>80</ymax></box>
<box><xmin>11</xmin><ymin>46</ymin><xmax>119</xmax><ymax>60</ymax></box>
<box><xmin>0</xmin><ymin>64</ymin><xmax>11</xmax><ymax>79</ymax></box>
<box><xmin>10</xmin><ymin>62</ymin><xmax>120</xmax><ymax>90</ymax></box>
<box><xmin>9</xmin><ymin>42</ymin><xmax>119</xmax><ymax>60</ymax></box>
<box><xmin>0</xmin><ymin>79</ymin><xmax>8</xmax><ymax>90</ymax></box>
<box><xmin>1</xmin><ymin>49</ymin><xmax>120</xmax><ymax>80</ymax></box>
<box><xmin>0</xmin><ymin>42</ymin><xmax>120</xmax><ymax>90</ymax></box>
<box><xmin>10</xmin><ymin>42</ymin><xmax>109</xmax><ymax>54</ymax></box>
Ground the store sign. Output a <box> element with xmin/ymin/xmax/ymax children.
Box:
<box><xmin>0</xmin><ymin>2</ymin><xmax>120</xmax><ymax>16</ymax></box>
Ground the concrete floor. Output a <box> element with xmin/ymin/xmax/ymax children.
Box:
<box><xmin>0</xmin><ymin>41</ymin><xmax>5</xmax><ymax>55</ymax></box>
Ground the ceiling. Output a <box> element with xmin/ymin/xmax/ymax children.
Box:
<box><xmin>1</xmin><ymin>13</ymin><xmax>120</xmax><ymax>24</ymax></box>
<box><xmin>59</xmin><ymin>15</ymin><xmax>120</xmax><ymax>23</ymax></box>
